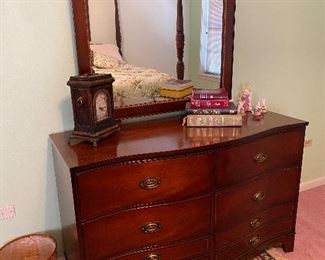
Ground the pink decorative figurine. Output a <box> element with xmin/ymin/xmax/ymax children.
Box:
<box><xmin>260</xmin><ymin>98</ymin><xmax>267</xmax><ymax>113</ymax></box>
<box><xmin>252</xmin><ymin>101</ymin><xmax>263</xmax><ymax>120</ymax></box>
<box><xmin>237</xmin><ymin>100</ymin><xmax>246</xmax><ymax>115</ymax></box>
<box><xmin>238</xmin><ymin>84</ymin><xmax>252</xmax><ymax>112</ymax></box>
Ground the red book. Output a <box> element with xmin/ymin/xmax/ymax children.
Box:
<box><xmin>190</xmin><ymin>98</ymin><xmax>229</xmax><ymax>108</ymax></box>
<box><xmin>191</xmin><ymin>87</ymin><xmax>228</xmax><ymax>100</ymax></box>
<box><xmin>185</xmin><ymin>102</ymin><xmax>237</xmax><ymax>115</ymax></box>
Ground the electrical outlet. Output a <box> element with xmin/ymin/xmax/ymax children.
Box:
<box><xmin>0</xmin><ymin>205</ymin><xmax>16</xmax><ymax>220</ymax></box>
<box><xmin>304</xmin><ymin>139</ymin><xmax>312</xmax><ymax>148</ymax></box>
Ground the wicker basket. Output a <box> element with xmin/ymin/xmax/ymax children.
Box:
<box><xmin>0</xmin><ymin>234</ymin><xmax>57</xmax><ymax>260</ymax></box>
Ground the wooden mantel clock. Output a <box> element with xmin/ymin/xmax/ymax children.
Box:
<box><xmin>67</xmin><ymin>73</ymin><xmax>119</xmax><ymax>146</ymax></box>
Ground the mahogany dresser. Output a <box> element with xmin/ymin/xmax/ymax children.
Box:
<box><xmin>50</xmin><ymin>112</ymin><xmax>308</xmax><ymax>260</ymax></box>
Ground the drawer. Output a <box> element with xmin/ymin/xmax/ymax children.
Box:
<box><xmin>82</xmin><ymin>196</ymin><xmax>212</xmax><ymax>259</ymax></box>
<box><xmin>77</xmin><ymin>153</ymin><xmax>215</xmax><ymax>220</ymax></box>
<box><xmin>216</xmin><ymin>218</ymin><xmax>293</xmax><ymax>260</ymax></box>
<box><xmin>215</xmin><ymin>131</ymin><xmax>305</xmax><ymax>187</ymax></box>
<box><xmin>112</xmin><ymin>238</ymin><xmax>210</xmax><ymax>260</ymax></box>
<box><xmin>215</xmin><ymin>203</ymin><xmax>294</xmax><ymax>249</ymax></box>
<box><xmin>216</xmin><ymin>167</ymin><xmax>300</xmax><ymax>230</ymax></box>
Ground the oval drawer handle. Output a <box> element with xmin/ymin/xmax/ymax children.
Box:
<box><xmin>144</xmin><ymin>254</ymin><xmax>161</xmax><ymax>260</ymax></box>
<box><xmin>141</xmin><ymin>222</ymin><xmax>161</xmax><ymax>234</ymax></box>
<box><xmin>252</xmin><ymin>191</ymin><xmax>266</xmax><ymax>201</ymax></box>
<box><xmin>249</xmin><ymin>236</ymin><xmax>260</xmax><ymax>246</ymax></box>
<box><xmin>250</xmin><ymin>218</ymin><xmax>261</xmax><ymax>229</ymax></box>
<box><xmin>254</xmin><ymin>152</ymin><xmax>267</xmax><ymax>163</ymax></box>
<box><xmin>139</xmin><ymin>177</ymin><xmax>161</xmax><ymax>190</ymax></box>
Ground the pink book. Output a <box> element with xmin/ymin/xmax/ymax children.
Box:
<box><xmin>190</xmin><ymin>98</ymin><xmax>229</xmax><ymax>108</ymax></box>
<box><xmin>191</xmin><ymin>87</ymin><xmax>229</xmax><ymax>100</ymax></box>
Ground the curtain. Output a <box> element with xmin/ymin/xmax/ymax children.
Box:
<box><xmin>200</xmin><ymin>0</ymin><xmax>223</xmax><ymax>75</ymax></box>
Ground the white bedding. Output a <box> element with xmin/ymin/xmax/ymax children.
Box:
<box><xmin>92</xmin><ymin>51</ymin><xmax>172</xmax><ymax>100</ymax></box>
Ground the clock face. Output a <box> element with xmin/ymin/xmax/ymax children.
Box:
<box><xmin>95</xmin><ymin>91</ymin><xmax>109</xmax><ymax>122</ymax></box>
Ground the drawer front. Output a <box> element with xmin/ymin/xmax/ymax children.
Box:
<box><xmin>216</xmin><ymin>218</ymin><xmax>293</xmax><ymax>260</ymax></box>
<box><xmin>216</xmin><ymin>167</ymin><xmax>300</xmax><ymax>230</ymax></box>
<box><xmin>215</xmin><ymin>131</ymin><xmax>304</xmax><ymax>187</ymax></box>
<box><xmin>215</xmin><ymin>203</ymin><xmax>294</xmax><ymax>249</ymax></box>
<box><xmin>113</xmin><ymin>238</ymin><xmax>210</xmax><ymax>260</ymax></box>
<box><xmin>77</xmin><ymin>154</ymin><xmax>215</xmax><ymax>220</ymax></box>
<box><xmin>82</xmin><ymin>196</ymin><xmax>212</xmax><ymax>259</ymax></box>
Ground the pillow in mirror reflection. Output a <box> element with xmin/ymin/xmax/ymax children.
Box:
<box><xmin>92</xmin><ymin>51</ymin><xmax>125</xmax><ymax>69</ymax></box>
<box><xmin>90</xmin><ymin>43</ymin><xmax>124</xmax><ymax>63</ymax></box>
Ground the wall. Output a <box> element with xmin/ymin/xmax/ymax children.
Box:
<box><xmin>0</xmin><ymin>1</ymin><xmax>76</xmax><ymax>254</ymax></box>
<box><xmin>232</xmin><ymin>0</ymin><xmax>325</xmax><ymax>182</ymax></box>
<box><xmin>89</xmin><ymin>0</ymin><xmax>185</xmax><ymax>78</ymax></box>
<box><xmin>320</xmin><ymin>1</ymin><xmax>325</xmax><ymax>181</ymax></box>
<box><xmin>88</xmin><ymin>0</ymin><xmax>115</xmax><ymax>44</ymax></box>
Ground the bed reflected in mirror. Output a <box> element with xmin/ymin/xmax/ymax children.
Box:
<box><xmin>89</xmin><ymin>1</ymin><xmax>175</xmax><ymax>104</ymax></box>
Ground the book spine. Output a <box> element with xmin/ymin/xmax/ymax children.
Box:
<box><xmin>164</xmin><ymin>84</ymin><xmax>193</xmax><ymax>89</ymax></box>
<box><xmin>186</xmin><ymin>115</ymin><xmax>242</xmax><ymax>127</ymax></box>
<box><xmin>190</xmin><ymin>99</ymin><xmax>229</xmax><ymax>108</ymax></box>
<box><xmin>186</xmin><ymin>107</ymin><xmax>237</xmax><ymax>115</ymax></box>
<box><xmin>191</xmin><ymin>87</ymin><xmax>228</xmax><ymax>99</ymax></box>
<box><xmin>160</xmin><ymin>88</ymin><xmax>192</xmax><ymax>98</ymax></box>
<box><xmin>191</xmin><ymin>93</ymin><xmax>228</xmax><ymax>100</ymax></box>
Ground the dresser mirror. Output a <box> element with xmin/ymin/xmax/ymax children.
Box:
<box><xmin>71</xmin><ymin>0</ymin><xmax>236</xmax><ymax>119</ymax></box>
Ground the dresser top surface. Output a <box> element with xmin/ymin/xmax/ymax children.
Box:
<box><xmin>50</xmin><ymin>112</ymin><xmax>307</xmax><ymax>172</ymax></box>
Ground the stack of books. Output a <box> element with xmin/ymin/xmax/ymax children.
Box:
<box><xmin>160</xmin><ymin>79</ymin><xmax>193</xmax><ymax>98</ymax></box>
<box><xmin>184</xmin><ymin>87</ymin><xmax>242</xmax><ymax>127</ymax></box>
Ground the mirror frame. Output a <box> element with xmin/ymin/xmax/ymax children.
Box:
<box><xmin>71</xmin><ymin>0</ymin><xmax>236</xmax><ymax>119</ymax></box>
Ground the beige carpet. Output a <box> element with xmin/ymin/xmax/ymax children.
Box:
<box><xmin>256</xmin><ymin>248</ymin><xmax>288</xmax><ymax>260</ymax></box>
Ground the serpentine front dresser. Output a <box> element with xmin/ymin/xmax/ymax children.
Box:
<box><xmin>50</xmin><ymin>112</ymin><xmax>308</xmax><ymax>260</ymax></box>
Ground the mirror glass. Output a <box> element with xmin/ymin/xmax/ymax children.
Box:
<box><xmin>89</xmin><ymin>0</ymin><xmax>178</xmax><ymax>76</ymax></box>
<box><xmin>71</xmin><ymin>0</ymin><xmax>235</xmax><ymax>118</ymax></box>
<box><xmin>88</xmin><ymin>0</ymin><xmax>178</xmax><ymax>108</ymax></box>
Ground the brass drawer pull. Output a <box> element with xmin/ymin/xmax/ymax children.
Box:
<box><xmin>250</xmin><ymin>218</ymin><xmax>261</xmax><ymax>229</ymax></box>
<box><xmin>141</xmin><ymin>222</ymin><xmax>161</xmax><ymax>234</ymax></box>
<box><xmin>254</xmin><ymin>152</ymin><xmax>267</xmax><ymax>163</ymax></box>
<box><xmin>144</xmin><ymin>254</ymin><xmax>161</xmax><ymax>260</ymax></box>
<box><xmin>252</xmin><ymin>191</ymin><xmax>266</xmax><ymax>201</ymax></box>
<box><xmin>139</xmin><ymin>177</ymin><xmax>161</xmax><ymax>190</ymax></box>
<box><xmin>249</xmin><ymin>236</ymin><xmax>260</xmax><ymax>246</ymax></box>
<box><xmin>76</xmin><ymin>97</ymin><xmax>83</xmax><ymax>106</ymax></box>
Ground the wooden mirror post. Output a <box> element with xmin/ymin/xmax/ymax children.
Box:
<box><xmin>220</xmin><ymin>0</ymin><xmax>236</xmax><ymax>99</ymax></box>
<box><xmin>176</xmin><ymin>0</ymin><xmax>184</xmax><ymax>80</ymax></box>
<box><xmin>71</xmin><ymin>0</ymin><xmax>91</xmax><ymax>74</ymax></box>
<box><xmin>114</xmin><ymin>0</ymin><xmax>122</xmax><ymax>56</ymax></box>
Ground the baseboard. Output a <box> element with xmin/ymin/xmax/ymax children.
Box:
<box><xmin>300</xmin><ymin>176</ymin><xmax>325</xmax><ymax>192</ymax></box>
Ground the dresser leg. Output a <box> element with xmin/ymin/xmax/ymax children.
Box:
<box><xmin>282</xmin><ymin>237</ymin><xmax>294</xmax><ymax>252</ymax></box>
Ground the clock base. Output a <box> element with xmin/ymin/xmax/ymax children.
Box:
<box><xmin>69</xmin><ymin>124</ymin><xmax>120</xmax><ymax>147</ymax></box>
